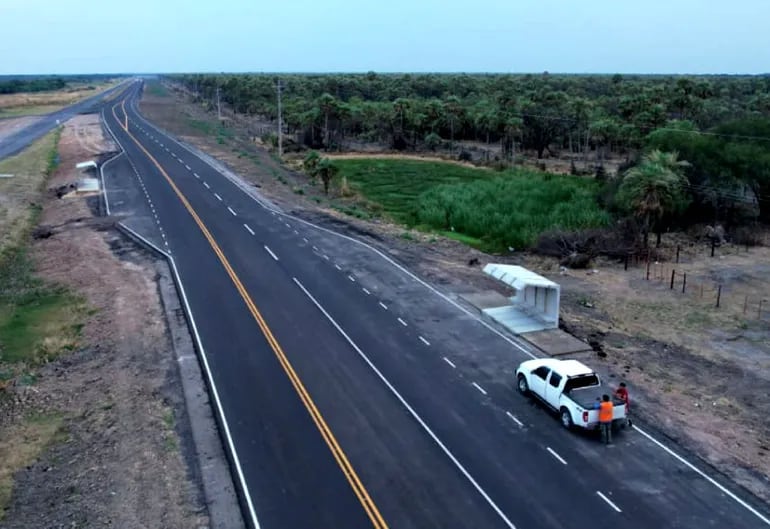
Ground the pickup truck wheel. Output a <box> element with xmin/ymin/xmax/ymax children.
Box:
<box><xmin>517</xmin><ymin>375</ymin><xmax>529</xmax><ymax>395</ymax></box>
<box><xmin>560</xmin><ymin>408</ymin><xmax>574</xmax><ymax>429</ymax></box>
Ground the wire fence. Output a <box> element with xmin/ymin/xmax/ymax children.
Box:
<box><xmin>624</xmin><ymin>241</ymin><xmax>770</xmax><ymax>321</ymax></box>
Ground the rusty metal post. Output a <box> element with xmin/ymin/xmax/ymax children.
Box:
<box><xmin>682</xmin><ymin>273</ymin><xmax>687</xmax><ymax>293</ymax></box>
<box><xmin>716</xmin><ymin>285</ymin><xmax>722</xmax><ymax>308</ymax></box>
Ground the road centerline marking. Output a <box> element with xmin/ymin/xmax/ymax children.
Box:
<box><xmin>228</xmin><ymin>206</ymin><xmax>237</xmax><ymax>216</ymax></box>
<box><xmin>596</xmin><ymin>491</ymin><xmax>622</xmax><ymax>513</ymax></box>
<box><xmin>397</xmin><ymin>317</ymin><xmax>407</xmax><ymax>327</ymax></box>
<box><xmin>244</xmin><ymin>224</ymin><xmax>255</xmax><ymax>235</ymax></box>
<box><xmin>264</xmin><ymin>245</ymin><xmax>279</xmax><ymax>261</ymax></box>
<box><xmin>442</xmin><ymin>357</ymin><xmax>456</xmax><ymax>368</ymax></box>
<box><xmin>214</xmin><ymin>193</ymin><xmax>223</xmax><ymax>201</ymax></box>
<box><xmin>112</xmin><ymin>102</ymin><xmax>389</xmax><ymax>529</ymax></box>
<box><xmin>378</xmin><ymin>301</ymin><xmax>388</xmax><ymax>310</ymax></box>
<box><xmin>506</xmin><ymin>412</ymin><xmax>524</xmax><ymax>427</ymax></box>
<box><xmin>419</xmin><ymin>336</ymin><xmax>430</xmax><ymax>346</ymax></box>
<box><xmin>546</xmin><ymin>447</ymin><xmax>568</xmax><ymax>465</ymax></box>
<box><xmin>472</xmin><ymin>382</ymin><xmax>487</xmax><ymax>395</ymax></box>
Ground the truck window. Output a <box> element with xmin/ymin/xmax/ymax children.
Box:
<box><xmin>549</xmin><ymin>372</ymin><xmax>562</xmax><ymax>388</ymax></box>
<box><xmin>563</xmin><ymin>374</ymin><xmax>599</xmax><ymax>393</ymax></box>
<box><xmin>533</xmin><ymin>366</ymin><xmax>550</xmax><ymax>380</ymax></box>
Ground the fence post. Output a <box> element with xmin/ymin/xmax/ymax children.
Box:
<box><xmin>682</xmin><ymin>273</ymin><xmax>687</xmax><ymax>293</ymax></box>
<box><xmin>670</xmin><ymin>269</ymin><xmax>676</xmax><ymax>290</ymax></box>
<box><xmin>716</xmin><ymin>285</ymin><xmax>722</xmax><ymax>308</ymax></box>
<box><xmin>676</xmin><ymin>245</ymin><xmax>680</xmax><ymax>263</ymax></box>
<box><xmin>624</xmin><ymin>254</ymin><xmax>628</xmax><ymax>271</ymax></box>
<box><xmin>711</xmin><ymin>240</ymin><xmax>716</xmax><ymax>257</ymax></box>
<box><xmin>744</xmin><ymin>295</ymin><xmax>749</xmax><ymax>315</ymax></box>
<box><xmin>646</xmin><ymin>260</ymin><xmax>651</xmax><ymax>280</ymax></box>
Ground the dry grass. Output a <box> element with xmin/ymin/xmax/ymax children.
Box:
<box><xmin>0</xmin><ymin>129</ymin><xmax>59</xmax><ymax>252</ymax></box>
<box><xmin>0</xmin><ymin>413</ymin><xmax>65</xmax><ymax>519</ymax></box>
<box><xmin>0</xmin><ymin>80</ymin><xmax>120</xmax><ymax>117</ymax></box>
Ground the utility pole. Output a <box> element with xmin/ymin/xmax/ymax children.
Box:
<box><xmin>216</xmin><ymin>86</ymin><xmax>222</xmax><ymax>120</ymax></box>
<box><xmin>276</xmin><ymin>79</ymin><xmax>283</xmax><ymax>158</ymax></box>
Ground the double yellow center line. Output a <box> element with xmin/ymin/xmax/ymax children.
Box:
<box><xmin>111</xmin><ymin>101</ymin><xmax>388</xmax><ymax>529</ymax></box>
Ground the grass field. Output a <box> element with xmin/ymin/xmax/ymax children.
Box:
<box><xmin>334</xmin><ymin>158</ymin><xmax>610</xmax><ymax>251</ymax></box>
<box><xmin>0</xmin><ymin>80</ymin><xmax>119</xmax><ymax>118</ymax></box>
<box><xmin>0</xmin><ymin>128</ymin><xmax>86</xmax><ymax>378</ymax></box>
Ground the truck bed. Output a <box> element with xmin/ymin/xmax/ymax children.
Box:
<box><xmin>567</xmin><ymin>386</ymin><xmax>625</xmax><ymax>410</ymax></box>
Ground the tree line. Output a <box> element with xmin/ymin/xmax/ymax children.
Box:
<box><xmin>169</xmin><ymin>72</ymin><xmax>770</xmax><ymax>160</ymax></box>
<box><xmin>0</xmin><ymin>77</ymin><xmax>67</xmax><ymax>94</ymax></box>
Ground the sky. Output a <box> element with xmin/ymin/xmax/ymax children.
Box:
<box><xmin>1</xmin><ymin>0</ymin><xmax>769</xmax><ymax>75</ymax></box>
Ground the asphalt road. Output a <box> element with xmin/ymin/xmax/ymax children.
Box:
<box><xmin>102</xmin><ymin>81</ymin><xmax>770</xmax><ymax>529</ymax></box>
<box><xmin>0</xmin><ymin>81</ymin><xmax>128</xmax><ymax>160</ymax></box>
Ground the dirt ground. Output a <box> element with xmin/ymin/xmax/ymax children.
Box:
<box><xmin>0</xmin><ymin>115</ymin><xmax>207</xmax><ymax>527</ymax></box>
<box><xmin>141</xmin><ymin>84</ymin><xmax>770</xmax><ymax>503</ymax></box>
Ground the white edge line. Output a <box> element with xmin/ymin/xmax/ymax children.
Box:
<box><xmin>442</xmin><ymin>356</ymin><xmax>456</xmax><ymax>368</ymax></box>
<box><xmin>596</xmin><ymin>491</ymin><xmax>622</xmax><ymax>513</ymax></box>
<box><xmin>472</xmin><ymin>382</ymin><xmax>488</xmax><ymax>396</ymax></box>
<box><xmin>546</xmin><ymin>447</ymin><xmax>568</xmax><ymax>465</ymax></box>
<box><xmin>633</xmin><ymin>426</ymin><xmax>770</xmax><ymax>525</ymax></box>
<box><xmin>101</xmin><ymin>98</ymin><xmax>262</xmax><ymax>529</ymax></box>
<box><xmin>291</xmin><ymin>277</ymin><xmax>518</xmax><ymax>529</ymax></box>
<box><xmin>228</xmin><ymin>206</ymin><xmax>237</xmax><ymax>216</ymax></box>
<box><xmin>397</xmin><ymin>317</ymin><xmax>407</xmax><ymax>327</ymax></box>
<box><xmin>98</xmin><ymin>148</ymin><xmax>123</xmax><ymax>217</ymax></box>
<box><xmin>131</xmin><ymin>98</ymin><xmax>770</xmax><ymax>526</ymax></box>
<box><xmin>506</xmin><ymin>411</ymin><xmax>524</xmax><ymax>427</ymax></box>
<box><xmin>244</xmin><ymin>224</ymin><xmax>255</xmax><ymax>235</ymax></box>
<box><xmin>264</xmin><ymin>245</ymin><xmax>279</xmax><ymax>261</ymax></box>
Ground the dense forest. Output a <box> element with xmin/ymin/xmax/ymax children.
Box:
<box><xmin>0</xmin><ymin>76</ymin><xmax>67</xmax><ymax>94</ymax></box>
<box><xmin>168</xmin><ymin>73</ymin><xmax>770</xmax><ymax>243</ymax></box>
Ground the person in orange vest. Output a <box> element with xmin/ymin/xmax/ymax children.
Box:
<box><xmin>594</xmin><ymin>394</ymin><xmax>614</xmax><ymax>445</ymax></box>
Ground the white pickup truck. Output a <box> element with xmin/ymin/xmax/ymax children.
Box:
<box><xmin>515</xmin><ymin>358</ymin><xmax>628</xmax><ymax>430</ymax></box>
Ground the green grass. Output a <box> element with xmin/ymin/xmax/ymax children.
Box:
<box><xmin>0</xmin><ymin>249</ymin><xmax>86</xmax><ymax>367</ymax></box>
<box><xmin>334</xmin><ymin>158</ymin><xmax>611</xmax><ymax>252</ymax></box>
<box><xmin>146</xmin><ymin>81</ymin><xmax>169</xmax><ymax>97</ymax></box>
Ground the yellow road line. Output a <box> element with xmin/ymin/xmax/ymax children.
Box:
<box><xmin>110</xmin><ymin>102</ymin><xmax>388</xmax><ymax>529</ymax></box>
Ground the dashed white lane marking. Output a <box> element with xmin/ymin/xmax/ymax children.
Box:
<box><xmin>244</xmin><ymin>224</ymin><xmax>255</xmax><ymax>235</ymax></box>
<box><xmin>397</xmin><ymin>317</ymin><xmax>407</xmax><ymax>327</ymax></box>
<box><xmin>362</xmin><ymin>288</ymin><xmax>371</xmax><ymax>295</ymax></box>
<box><xmin>547</xmin><ymin>447</ymin><xmax>568</xmax><ymax>465</ymax></box>
<box><xmin>284</xmin><ymin>222</ymin><xmax>291</xmax><ymax>228</ymax></box>
<box><xmin>472</xmin><ymin>382</ymin><xmax>487</xmax><ymax>395</ymax></box>
<box><xmin>293</xmin><ymin>230</ymin><xmax>299</xmax><ymax>235</ymax></box>
<box><xmin>302</xmin><ymin>238</ymin><xmax>308</xmax><ymax>243</ymax></box>
<box><xmin>443</xmin><ymin>357</ymin><xmax>456</xmax><ymax>368</ymax></box>
<box><xmin>378</xmin><ymin>301</ymin><xmax>388</xmax><ymax>310</ymax></box>
<box><xmin>178</xmin><ymin>158</ymin><xmax>184</xmax><ymax>164</ymax></box>
<box><xmin>171</xmin><ymin>152</ymin><xmax>177</xmax><ymax>157</ymax></box>
<box><xmin>203</xmin><ymin>182</ymin><xmax>210</xmax><ymax>189</ymax></box>
<box><xmin>264</xmin><ymin>245</ymin><xmax>279</xmax><ymax>261</ymax></box>
<box><xmin>214</xmin><ymin>193</ymin><xmax>223</xmax><ymax>201</ymax></box>
<box><xmin>194</xmin><ymin>173</ymin><xmax>200</xmax><ymax>179</ymax></box>
<box><xmin>506</xmin><ymin>411</ymin><xmax>524</xmax><ymax>427</ymax></box>
<box><xmin>227</xmin><ymin>206</ymin><xmax>237</xmax><ymax>216</ymax></box>
<box><xmin>291</xmin><ymin>277</ymin><xmax>518</xmax><ymax>529</ymax></box>
<box><xmin>312</xmin><ymin>246</ymin><xmax>319</xmax><ymax>251</ymax></box>
<box><xmin>348</xmin><ymin>275</ymin><xmax>355</xmax><ymax>282</ymax></box>
<box><xmin>186</xmin><ymin>165</ymin><xmax>191</xmax><ymax>170</ymax></box>
<box><xmin>334</xmin><ymin>264</ymin><xmax>342</xmax><ymax>270</ymax></box>
<box><xmin>160</xmin><ymin>143</ymin><xmax>164</xmax><ymax>147</ymax></box>
<box><xmin>165</xmin><ymin>148</ymin><xmax>170</xmax><ymax>152</ymax></box>
<box><xmin>596</xmin><ymin>491</ymin><xmax>622</xmax><ymax>513</ymax></box>
<box><xmin>323</xmin><ymin>254</ymin><xmax>329</xmax><ymax>260</ymax></box>
<box><xmin>419</xmin><ymin>336</ymin><xmax>430</xmax><ymax>346</ymax></box>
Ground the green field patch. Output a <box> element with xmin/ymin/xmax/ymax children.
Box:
<box><xmin>334</xmin><ymin>158</ymin><xmax>610</xmax><ymax>251</ymax></box>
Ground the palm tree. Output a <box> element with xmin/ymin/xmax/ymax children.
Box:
<box><xmin>317</xmin><ymin>93</ymin><xmax>337</xmax><ymax>150</ymax></box>
<box><xmin>317</xmin><ymin>157</ymin><xmax>339</xmax><ymax>195</ymax></box>
<box><xmin>618</xmin><ymin>151</ymin><xmax>690</xmax><ymax>246</ymax></box>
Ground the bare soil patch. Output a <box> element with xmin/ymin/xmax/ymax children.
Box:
<box><xmin>0</xmin><ymin>115</ymin><xmax>207</xmax><ymax>527</ymax></box>
<box><xmin>140</xmin><ymin>84</ymin><xmax>770</xmax><ymax>503</ymax></box>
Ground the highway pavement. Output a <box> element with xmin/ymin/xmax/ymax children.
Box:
<box><xmin>0</xmin><ymin>81</ymin><xmax>128</xmax><ymax>160</ymax></box>
<box><xmin>101</xmin><ymin>81</ymin><xmax>770</xmax><ymax>529</ymax></box>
